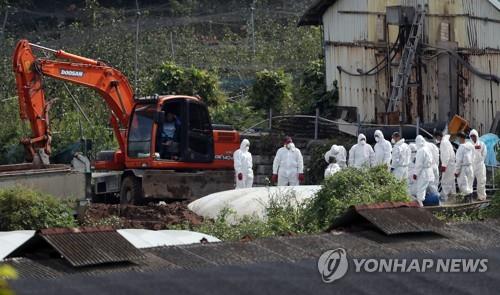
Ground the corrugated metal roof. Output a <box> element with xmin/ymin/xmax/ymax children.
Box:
<box><xmin>117</xmin><ymin>229</ymin><xmax>220</xmax><ymax>249</ymax></box>
<box><xmin>0</xmin><ymin>230</ymin><xmax>35</xmax><ymax>261</ymax></box>
<box><xmin>39</xmin><ymin>227</ymin><xmax>145</xmax><ymax>267</ymax></box>
<box><xmin>329</xmin><ymin>202</ymin><xmax>445</xmax><ymax>235</ymax></box>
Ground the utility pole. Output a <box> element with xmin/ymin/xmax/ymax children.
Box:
<box><xmin>170</xmin><ymin>31</ymin><xmax>175</xmax><ymax>61</ymax></box>
<box><xmin>134</xmin><ymin>0</ymin><xmax>140</xmax><ymax>96</ymax></box>
<box><xmin>250</xmin><ymin>1</ymin><xmax>256</xmax><ymax>58</ymax></box>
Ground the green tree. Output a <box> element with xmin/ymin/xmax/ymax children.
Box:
<box><xmin>249</xmin><ymin>69</ymin><xmax>291</xmax><ymax>112</ymax></box>
<box><xmin>296</xmin><ymin>59</ymin><xmax>338</xmax><ymax>115</ymax></box>
<box><xmin>151</xmin><ymin>62</ymin><xmax>224</xmax><ymax>107</ymax></box>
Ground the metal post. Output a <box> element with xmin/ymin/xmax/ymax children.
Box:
<box><xmin>357</xmin><ymin>113</ymin><xmax>361</xmax><ymax>136</ymax></box>
<box><xmin>170</xmin><ymin>31</ymin><xmax>175</xmax><ymax>61</ymax></box>
<box><xmin>134</xmin><ymin>0</ymin><xmax>140</xmax><ymax>95</ymax></box>
<box><xmin>314</xmin><ymin>108</ymin><xmax>319</xmax><ymax>140</ymax></box>
<box><xmin>493</xmin><ymin>165</ymin><xmax>496</xmax><ymax>191</ymax></box>
<box><xmin>268</xmin><ymin>108</ymin><xmax>272</xmax><ymax>130</ymax></box>
<box><xmin>416</xmin><ymin>117</ymin><xmax>420</xmax><ymax>137</ymax></box>
<box><xmin>489</xmin><ymin>60</ymin><xmax>495</xmax><ymax>123</ymax></box>
<box><xmin>250</xmin><ymin>2</ymin><xmax>256</xmax><ymax>58</ymax></box>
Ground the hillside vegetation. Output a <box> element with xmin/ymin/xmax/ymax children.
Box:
<box><xmin>0</xmin><ymin>0</ymin><xmax>336</xmax><ymax>163</ymax></box>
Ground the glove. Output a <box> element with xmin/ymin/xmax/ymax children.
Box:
<box><xmin>475</xmin><ymin>145</ymin><xmax>481</xmax><ymax>150</ymax></box>
<box><xmin>440</xmin><ymin>166</ymin><xmax>447</xmax><ymax>173</ymax></box>
<box><xmin>298</xmin><ymin>173</ymin><xmax>305</xmax><ymax>183</ymax></box>
<box><xmin>237</xmin><ymin>173</ymin><xmax>243</xmax><ymax>181</ymax></box>
<box><xmin>271</xmin><ymin>174</ymin><xmax>278</xmax><ymax>184</ymax></box>
<box><xmin>412</xmin><ymin>175</ymin><xmax>417</xmax><ymax>180</ymax></box>
<box><xmin>390</xmin><ymin>168</ymin><xmax>395</xmax><ymax>172</ymax></box>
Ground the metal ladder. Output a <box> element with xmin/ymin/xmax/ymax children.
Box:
<box><xmin>387</xmin><ymin>6</ymin><xmax>426</xmax><ymax>113</ymax></box>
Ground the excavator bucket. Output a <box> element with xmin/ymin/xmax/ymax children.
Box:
<box><xmin>448</xmin><ymin>115</ymin><xmax>470</xmax><ymax>140</ymax></box>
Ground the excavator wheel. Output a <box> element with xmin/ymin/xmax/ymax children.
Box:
<box><xmin>120</xmin><ymin>175</ymin><xmax>143</xmax><ymax>205</ymax></box>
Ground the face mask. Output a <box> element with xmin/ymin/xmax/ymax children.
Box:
<box><xmin>243</xmin><ymin>145</ymin><xmax>249</xmax><ymax>152</ymax></box>
<box><xmin>391</xmin><ymin>139</ymin><xmax>396</xmax><ymax>144</ymax></box>
<box><xmin>359</xmin><ymin>139</ymin><xmax>366</xmax><ymax>145</ymax></box>
<box><xmin>286</xmin><ymin>143</ymin><xmax>292</xmax><ymax>149</ymax></box>
<box><xmin>435</xmin><ymin>139</ymin><xmax>440</xmax><ymax>144</ymax></box>
<box><xmin>375</xmin><ymin>136</ymin><xmax>380</xmax><ymax>143</ymax></box>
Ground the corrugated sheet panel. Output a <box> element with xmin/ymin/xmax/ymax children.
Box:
<box><xmin>323</xmin><ymin>0</ymin><xmax>370</xmax><ymax>43</ymax></box>
<box><xmin>462</xmin><ymin>54</ymin><xmax>500</xmax><ymax>132</ymax></box>
<box><xmin>39</xmin><ymin>227</ymin><xmax>145</xmax><ymax>267</ymax></box>
<box><xmin>330</xmin><ymin>204</ymin><xmax>445</xmax><ymax>235</ymax></box>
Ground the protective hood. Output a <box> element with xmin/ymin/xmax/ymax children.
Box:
<box><xmin>358</xmin><ymin>134</ymin><xmax>367</xmax><ymax>145</ymax></box>
<box><xmin>374</xmin><ymin>130</ymin><xmax>383</xmax><ymax>142</ymax></box>
<box><xmin>240</xmin><ymin>139</ymin><xmax>250</xmax><ymax>151</ymax></box>
<box><xmin>329</xmin><ymin>145</ymin><xmax>339</xmax><ymax>155</ymax></box>
<box><xmin>442</xmin><ymin>134</ymin><xmax>451</xmax><ymax>143</ymax></box>
<box><xmin>415</xmin><ymin>135</ymin><xmax>426</xmax><ymax>148</ymax></box>
<box><xmin>409</xmin><ymin>143</ymin><xmax>417</xmax><ymax>153</ymax></box>
<box><xmin>470</xmin><ymin>129</ymin><xmax>479</xmax><ymax>142</ymax></box>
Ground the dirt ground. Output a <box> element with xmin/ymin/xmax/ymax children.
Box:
<box><xmin>81</xmin><ymin>201</ymin><xmax>204</xmax><ymax>230</ymax></box>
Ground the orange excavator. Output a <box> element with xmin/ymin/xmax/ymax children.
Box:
<box><xmin>12</xmin><ymin>39</ymin><xmax>240</xmax><ymax>204</ymax></box>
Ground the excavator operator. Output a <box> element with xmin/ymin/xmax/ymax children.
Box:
<box><xmin>160</xmin><ymin>112</ymin><xmax>181</xmax><ymax>160</ymax></box>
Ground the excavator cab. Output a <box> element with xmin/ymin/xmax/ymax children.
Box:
<box><xmin>127</xmin><ymin>96</ymin><xmax>215</xmax><ymax>165</ymax></box>
<box><xmin>154</xmin><ymin>97</ymin><xmax>214</xmax><ymax>163</ymax></box>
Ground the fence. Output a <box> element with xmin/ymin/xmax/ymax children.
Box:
<box><xmin>242</xmin><ymin>107</ymin><xmax>433</xmax><ymax>140</ymax></box>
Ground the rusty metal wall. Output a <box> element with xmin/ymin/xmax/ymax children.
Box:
<box><xmin>322</xmin><ymin>0</ymin><xmax>500</xmax><ymax>127</ymax></box>
<box><xmin>462</xmin><ymin>53</ymin><xmax>500</xmax><ymax>133</ymax></box>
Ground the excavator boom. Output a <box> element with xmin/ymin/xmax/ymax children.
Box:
<box><xmin>12</xmin><ymin>39</ymin><xmax>134</xmax><ymax>160</ymax></box>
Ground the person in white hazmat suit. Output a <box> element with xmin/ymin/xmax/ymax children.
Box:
<box><xmin>233</xmin><ymin>139</ymin><xmax>253</xmax><ymax>189</ymax></box>
<box><xmin>272</xmin><ymin>137</ymin><xmax>304</xmax><ymax>186</ymax></box>
<box><xmin>408</xmin><ymin>143</ymin><xmax>418</xmax><ymax>196</ymax></box>
<box><xmin>454</xmin><ymin>132</ymin><xmax>475</xmax><ymax>196</ymax></box>
<box><xmin>412</xmin><ymin>136</ymin><xmax>435</xmax><ymax>206</ymax></box>
<box><xmin>324</xmin><ymin>145</ymin><xmax>347</xmax><ymax>169</ymax></box>
<box><xmin>426</xmin><ymin>140</ymin><xmax>440</xmax><ymax>195</ymax></box>
<box><xmin>470</xmin><ymin>129</ymin><xmax>488</xmax><ymax>200</ymax></box>
<box><xmin>373</xmin><ymin>130</ymin><xmax>392</xmax><ymax>167</ymax></box>
<box><xmin>324</xmin><ymin>155</ymin><xmax>341</xmax><ymax>179</ymax></box>
<box><xmin>348</xmin><ymin>134</ymin><xmax>374</xmax><ymax>168</ymax></box>
<box><xmin>434</xmin><ymin>131</ymin><xmax>456</xmax><ymax>201</ymax></box>
<box><xmin>390</xmin><ymin>132</ymin><xmax>411</xmax><ymax>181</ymax></box>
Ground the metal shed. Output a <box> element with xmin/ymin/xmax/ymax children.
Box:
<box><xmin>300</xmin><ymin>0</ymin><xmax>500</xmax><ymax>132</ymax></box>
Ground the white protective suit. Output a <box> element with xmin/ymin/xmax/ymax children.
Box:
<box><xmin>324</xmin><ymin>163</ymin><xmax>341</xmax><ymax>179</ymax></box>
<box><xmin>391</xmin><ymin>139</ymin><xmax>411</xmax><ymax>181</ymax></box>
<box><xmin>233</xmin><ymin>139</ymin><xmax>254</xmax><ymax>189</ymax></box>
<box><xmin>273</xmin><ymin>143</ymin><xmax>304</xmax><ymax>186</ymax></box>
<box><xmin>348</xmin><ymin>134</ymin><xmax>374</xmax><ymax>168</ymax></box>
<box><xmin>408</xmin><ymin>143</ymin><xmax>418</xmax><ymax>196</ymax></box>
<box><xmin>373</xmin><ymin>130</ymin><xmax>392</xmax><ymax>167</ymax></box>
<box><xmin>470</xmin><ymin>129</ymin><xmax>488</xmax><ymax>200</ymax></box>
<box><xmin>426</xmin><ymin>141</ymin><xmax>440</xmax><ymax>194</ymax></box>
<box><xmin>455</xmin><ymin>141</ymin><xmax>474</xmax><ymax>195</ymax></box>
<box><xmin>413</xmin><ymin>136</ymin><xmax>435</xmax><ymax>203</ymax></box>
<box><xmin>324</xmin><ymin>145</ymin><xmax>347</xmax><ymax>168</ymax></box>
<box><xmin>439</xmin><ymin>135</ymin><xmax>456</xmax><ymax>199</ymax></box>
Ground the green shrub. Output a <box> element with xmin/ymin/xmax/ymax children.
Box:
<box><xmin>302</xmin><ymin>166</ymin><xmax>410</xmax><ymax>230</ymax></box>
<box><xmin>176</xmin><ymin>191</ymin><xmax>312</xmax><ymax>241</ymax></box>
<box><xmin>150</xmin><ymin>62</ymin><xmax>224</xmax><ymax>107</ymax></box>
<box><xmin>248</xmin><ymin>69</ymin><xmax>292</xmax><ymax>113</ymax></box>
<box><xmin>295</xmin><ymin>60</ymin><xmax>338</xmax><ymax>115</ymax></box>
<box><xmin>0</xmin><ymin>187</ymin><xmax>76</xmax><ymax>231</ymax></box>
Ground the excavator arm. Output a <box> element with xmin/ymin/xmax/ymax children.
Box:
<box><xmin>12</xmin><ymin>39</ymin><xmax>135</xmax><ymax>161</ymax></box>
